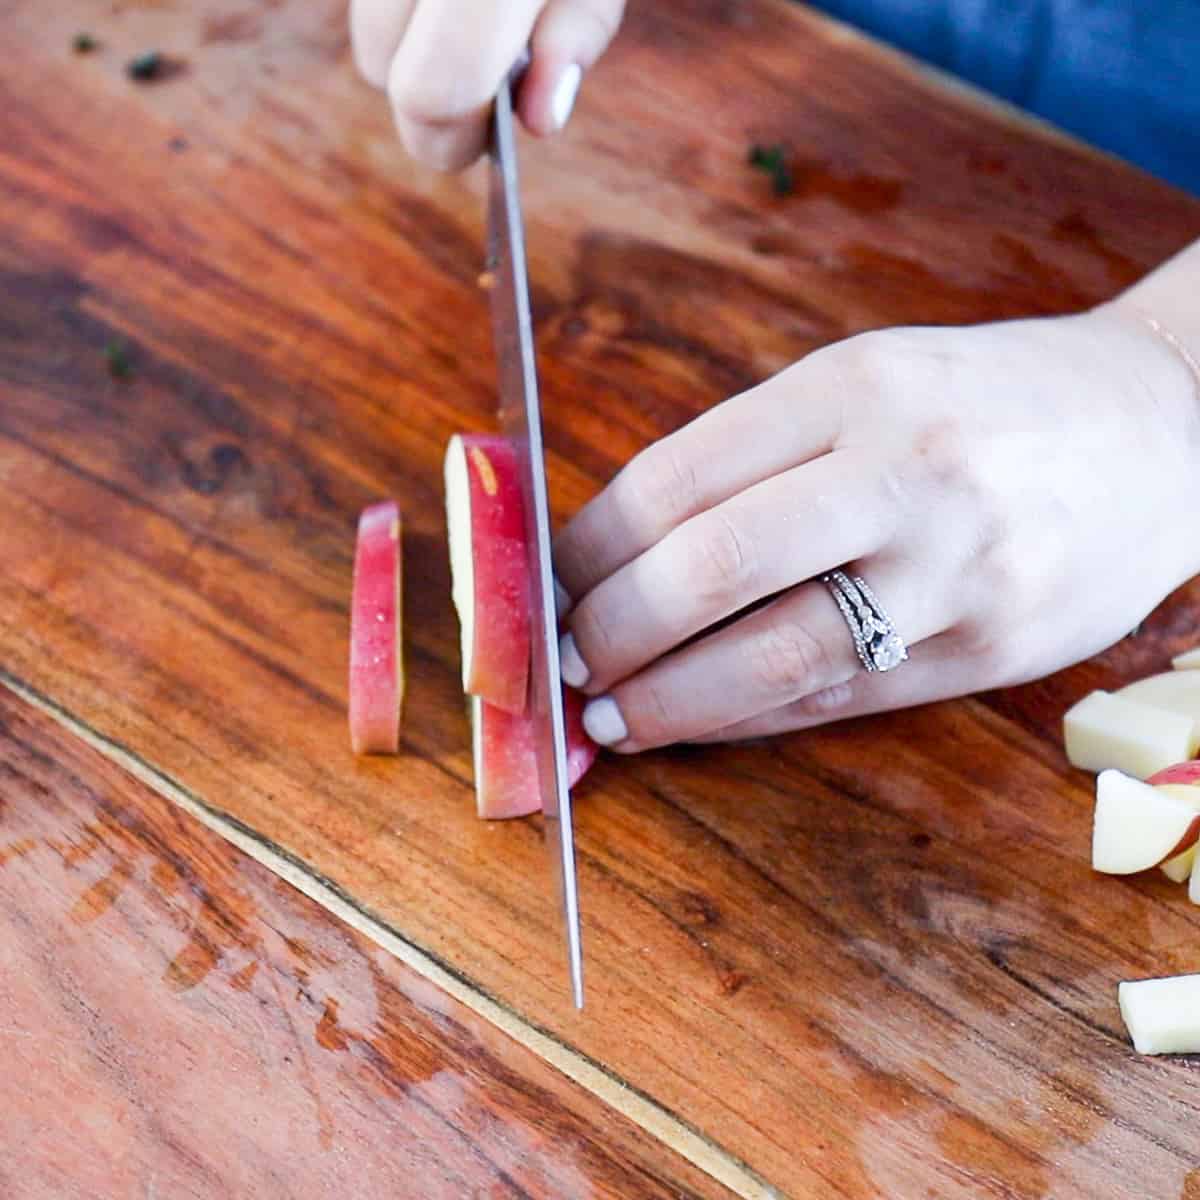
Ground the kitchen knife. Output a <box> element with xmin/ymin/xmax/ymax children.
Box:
<box><xmin>487</xmin><ymin>68</ymin><xmax>585</xmax><ymax>1009</ymax></box>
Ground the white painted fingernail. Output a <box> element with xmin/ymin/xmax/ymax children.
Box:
<box><xmin>583</xmin><ymin>696</ymin><xmax>627</xmax><ymax>746</ymax></box>
<box><xmin>550</xmin><ymin>63</ymin><xmax>582</xmax><ymax>132</ymax></box>
<box><xmin>554</xmin><ymin>578</ymin><xmax>571</xmax><ymax>621</ymax></box>
<box><xmin>559</xmin><ymin>632</ymin><xmax>589</xmax><ymax>688</ymax></box>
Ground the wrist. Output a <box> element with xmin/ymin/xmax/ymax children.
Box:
<box><xmin>1088</xmin><ymin>257</ymin><xmax>1200</xmax><ymax>586</ymax></box>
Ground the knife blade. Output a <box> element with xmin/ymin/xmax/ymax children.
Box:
<box><xmin>487</xmin><ymin>71</ymin><xmax>585</xmax><ymax>1009</ymax></box>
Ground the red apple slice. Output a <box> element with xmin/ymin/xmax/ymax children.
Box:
<box><xmin>1092</xmin><ymin>769</ymin><xmax>1200</xmax><ymax>874</ymax></box>
<box><xmin>472</xmin><ymin>687</ymin><xmax>599</xmax><ymax>820</ymax></box>
<box><xmin>444</xmin><ymin>434</ymin><xmax>530</xmax><ymax>714</ymax></box>
<box><xmin>349</xmin><ymin>500</ymin><xmax>403</xmax><ymax>754</ymax></box>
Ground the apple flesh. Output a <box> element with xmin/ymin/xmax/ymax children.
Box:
<box><xmin>349</xmin><ymin>500</ymin><xmax>404</xmax><ymax>754</ymax></box>
<box><xmin>472</xmin><ymin>688</ymin><xmax>599</xmax><ymax>820</ymax></box>
<box><xmin>1091</xmin><ymin>769</ymin><xmax>1200</xmax><ymax>874</ymax></box>
<box><xmin>1161</xmin><ymin>846</ymin><xmax>1196</xmax><ymax>883</ymax></box>
<box><xmin>1063</xmin><ymin>690</ymin><xmax>1198</xmax><ymax>779</ymax></box>
<box><xmin>444</xmin><ymin>434</ymin><xmax>530</xmax><ymax>714</ymax></box>
<box><xmin>1173</xmin><ymin>646</ymin><xmax>1200</xmax><ymax>671</ymax></box>
<box><xmin>1116</xmin><ymin>671</ymin><xmax>1200</xmax><ymax>726</ymax></box>
<box><xmin>1118</xmin><ymin>975</ymin><xmax>1200</xmax><ymax>1055</ymax></box>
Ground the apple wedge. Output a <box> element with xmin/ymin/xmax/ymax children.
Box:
<box><xmin>1140</xmin><ymin>767</ymin><xmax>1200</xmax><ymax>881</ymax></box>
<box><xmin>472</xmin><ymin>688</ymin><xmax>599</xmax><ymax>820</ymax></box>
<box><xmin>1161</xmin><ymin>846</ymin><xmax>1197</xmax><ymax>883</ymax></box>
<box><xmin>1173</xmin><ymin>646</ymin><xmax>1200</xmax><ymax>671</ymax></box>
<box><xmin>444</xmin><ymin>434</ymin><xmax>530</xmax><ymax>714</ymax></box>
<box><xmin>349</xmin><ymin>500</ymin><xmax>404</xmax><ymax>754</ymax></box>
<box><xmin>1118</xmin><ymin>975</ymin><xmax>1200</xmax><ymax>1055</ymax></box>
<box><xmin>1092</xmin><ymin>769</ymin><xmax>1200</xmax><ymax>874</ymax></box>
<box><xmin>1064</xmin><ymin>690</ymin><xmax>1198</xmax><ymax>779</ymax></box>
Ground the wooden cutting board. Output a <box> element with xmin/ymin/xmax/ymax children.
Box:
<box><xmin>3</xmin><ymin>1</ymin><xmax>1200</xmax><ymax>1196</ymax></box>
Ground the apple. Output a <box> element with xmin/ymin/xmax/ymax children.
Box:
<box><xmin>1116</xmin><ymin>671</ymin><xmax>1200</xmax><ymax>725</ymax></box>
<box><xmin>1118</xmin><ymin>975</ymin><xmax>1200</xmax><ymax>1055</ymax></box>
<box><xmin>349</xmin><ymin>500</ymin><xmax>404</xmax><ymax>754</ymax></box>
<box><xmin>444</xmin><ymin>434</ymin><xmax>530</xmax><ymax>714</ymax></box>
<box><xmin>1147</xmin><ymin>762</ymin><xmax>1200</xmax><ymax>790</ymax></box>
<box><xmin>1064</xmin><ymin>690</ymin><xmax>1199</xmax><ymax>779</ymax></box>
<box><xmin>472</xmin><ymin>687</ymin><xmax>599</xmax><ymax>820</ymax></box>
<box><xmin>1161</xmin><ymin>846</ymin><xmax>1196</xmax><ymax>883</ymax></box>
<box><xmin>1091</xmin><ymin>769</ymin><xmax>1200</xmax><ymax>874</ymax></box>
<box><xmin>1173</xmin><ymin>646</ymin><xmax>1200</xmax><ymax>671</ymax></box>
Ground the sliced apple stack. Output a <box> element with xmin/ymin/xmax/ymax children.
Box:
<box><xmin>444</xmin><ymin>434</ymin><xmax>530</xmax><ymax>715</ymax></box>
<box><xmin>445</xmin><ymin>433</ymin><xmax>597</xmax><ymax>819</ymax></box>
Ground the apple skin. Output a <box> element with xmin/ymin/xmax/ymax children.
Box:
<box><xmin>445</xmin><ymin>434</ymin><xmax>530</xmax><ymax>714</ymax></box>
<box><xmin>349</xmin><ymin>500</ymin><xmax>404</xmax><ymax>755</ymax></box>
<box><xmin>1148</xmin><ymin>762</ymin><xmax>1200</xmax><ymax>789</ymax></box>
<box><xmin>473</xmin><ymin>687</ymin><xmax>598</xmax><ymax>820</ymax></box>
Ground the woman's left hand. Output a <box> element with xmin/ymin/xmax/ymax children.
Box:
<box><xmin>553</xmin><ymin>303</ymin><xmax>1200</xmax><ymax>750</ymax></box>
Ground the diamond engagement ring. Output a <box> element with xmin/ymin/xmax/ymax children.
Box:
<box><xmin>821</xmin><ymin>570</ymin><xmax>909</xmax><ymax>673</ymax></box>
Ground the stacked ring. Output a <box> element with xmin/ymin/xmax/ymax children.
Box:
<box><xmin>822</xmin><ymin>570</ymin><xmax>909</xmax><ymax>673</ymax></box>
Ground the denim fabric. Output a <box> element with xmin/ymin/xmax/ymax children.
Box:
<box><xmin>807</xmin><ymin>0</ymin><xmax>1200</xmax><ymax>194</ymax></box>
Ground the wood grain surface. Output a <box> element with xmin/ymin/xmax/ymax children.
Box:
<box><xmin>3</xmin><ymin>1</ymin><xmax>1200</xmax><ymax>1197</ymax></box>
<box><xmin>0</xmin><ymin>686</ymin><xmax>732</xmax><ymax>1200</ymax></box>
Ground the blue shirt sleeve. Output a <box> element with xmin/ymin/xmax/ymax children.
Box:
<box><xmin>806</xmin><ymin>0</ymin><xmax>1200</xmax><ymax>195</ymax></box>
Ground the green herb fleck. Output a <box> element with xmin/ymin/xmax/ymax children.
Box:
<box><xmin>127</xmin><ymin>50</ymin><xmax>163</xmax><ymax>81</ymax></box>
<box><xmin>73</xmin><ymin>32</ymin><xmax>97</xmax><ymax>54</ymax></box>
<box><xmin>748</xmin><ymin>142</ymin><xmax>795</xmax><ymax>197</ymax></box>
<box><xmin>104</xmin><ymin>339</ymin><xmax>134</xmax><ymax>380</ymax></box>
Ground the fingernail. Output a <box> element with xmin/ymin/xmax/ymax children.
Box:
<box><xmin>550</xmin><ymin>63</ymin><xmax>582</xmax><ymax>132</ymax></box>
<box><xmin>559</xmin><ymin>632</ymin><xmax>589</xmax><ymax>688</ymax></box>
<box><xmin>554</xmin><ymin>578</ymin><xmax>571</xmax><ymax>621</ymax></box>
<box><xmin>583</xmin><ymin>696</ymin><xmax>627</xmax><ymax>746</ymax></box>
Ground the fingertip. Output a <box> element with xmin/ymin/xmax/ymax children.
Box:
<box><xmin>393</xmin><ymin>114</ymin><xmax>487</xmax><ymax>172</ymax></box>
<box><xmin>517</xmin><ymin>57</ymin><xmax>583</xmax><ymax>138</ymax></box>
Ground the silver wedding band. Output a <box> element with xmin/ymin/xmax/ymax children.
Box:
<box><xmin>822</xmin><ymin>569</ymin><xmax>909</xmax><ymax>673</ymax></box>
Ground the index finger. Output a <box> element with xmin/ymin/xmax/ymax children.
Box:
<box><xmin>554</xmin><ymin>353</ymin><xmax>846</xmax><ymax>603</ymax></box>
<box><xmin>388</xmin><ymin>0</ymin><xmax>544</xmax><ymax>170</ymax></box>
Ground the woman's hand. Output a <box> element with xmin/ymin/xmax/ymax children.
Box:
<box><xmin>553</xmin><ymin>298</ymin><xmax>1200</xmax><ymax>751</ymax></box>
<box><xmin>350</xmin><ymin>0</ymin><xmax>624</xmax><ymax>170</ymax></box>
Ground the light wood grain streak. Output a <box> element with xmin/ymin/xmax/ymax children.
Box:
<box><xmin>0</xmin><ymin>669</ymin><xmax>783</xmax><ymax>1200</ymax></box>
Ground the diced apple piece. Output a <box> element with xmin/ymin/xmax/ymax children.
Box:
<box><xmin>1092</xmin><ymin>769</ymin><xmax>1200</xmax><ymax>874</ymax></box>
<box><xmin>1173</xmin><ymin>646</ymin><xmax>1200</xmax><ymax>671</ymax></box>
<box><xmin>1161</xmin><ymin>846</ymin><xmax>1196</xmax><ymax>883</ymax></box>
<box><xmin>472</xmin><ymin>688</ymin><xmax>598</xmax><ymax>820</ymax></box>
<box><xmin>444</xmin><ymin>434</ymin><xmax>530</xmax><ymax>714</ymax></box>
<box><xmin>349</xmin><ymin>500</ymin><xmax>404</xmax><ymax>754</ymax></box>
<box><xmin>1063</xmin><ymin>690</ymin><xmax>1198</xmax><ymax>779</ymax></box>
<box><xmin>1117</xmin><ymin>671</ymin><xmax>1200</xmax><ymax>727</ymax></box>
<box><xmin>1119</xmin><ymin>975</ymin><xmax>1200</xmax><ymax>1054</ymax></box>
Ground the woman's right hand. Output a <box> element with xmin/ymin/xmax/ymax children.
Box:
<box><xmin>350</xmin><ymin>0</ymin><xmax>625</xmax><ymax>171</ymax></box>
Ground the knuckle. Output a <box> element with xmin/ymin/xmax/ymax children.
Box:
<box><xmin>627</xmin><ymin>677</ymin><xmax>676</xmax><ymax>743</ymax></box>
<box><xmin>617</xmin><ymin>442</ymin><xmax>702</xmax><ymax>530</ymax></box>
<box><xmin>677</xmin><ymin>512</ymin><xmax>755</xmax><ymax>608</ymax></box>
<box><xmin>749</xmin><ymin>620</ymin><xmax>833</xmax><ymax>698</ymax></box>
<box><xmin>910</xmin><ymin>418</ymin><xmax>972</xmax><ymax>490</ymax></box>
<box><xmin>388</xmin><ymin>56</ymin><xmax>483</xmax><ymax>126</ymax></box>
<box><xmin>794</xmin><ymin>679</ymin><xmax>857</xmax><ymax>719</ymax></box>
